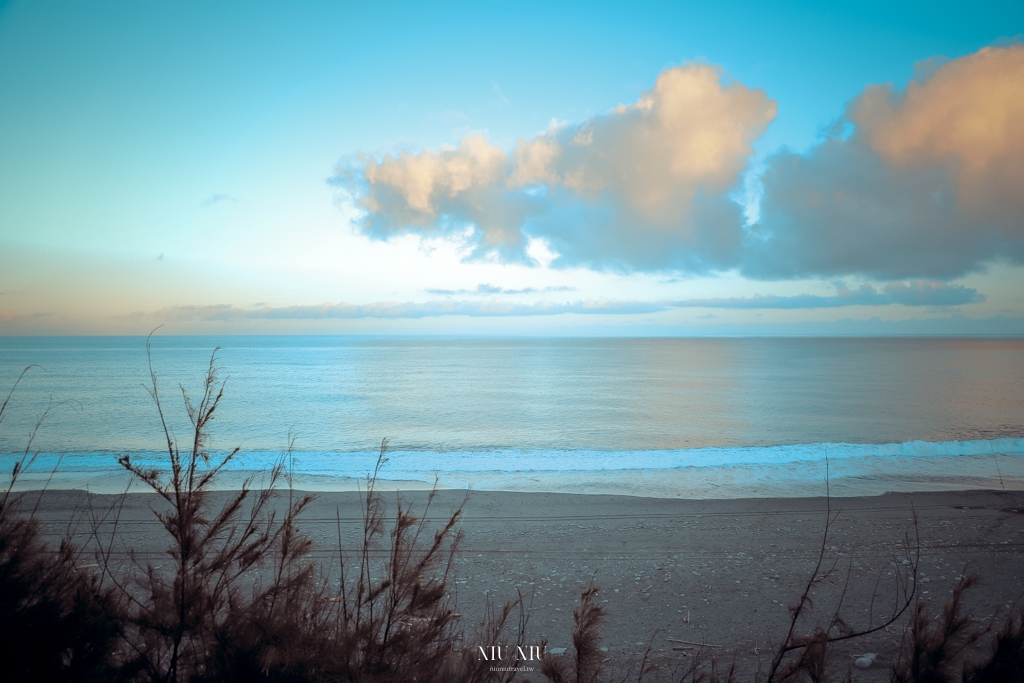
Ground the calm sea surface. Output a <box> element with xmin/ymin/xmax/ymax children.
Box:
<box><xmin>2</xmin><ymin>336</ymin><xmax>1023</xmax><ymax>496</ymax></box>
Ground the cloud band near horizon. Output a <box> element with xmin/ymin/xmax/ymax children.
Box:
<box><xmin>90</xmin><ymin>280</ymin><xmax>982</xmax><ymax>325</ymax></box>
<box><xmin>671</xmin><ymin>281</ymin><xmax>982</xmax><ymax>309</ymax></box>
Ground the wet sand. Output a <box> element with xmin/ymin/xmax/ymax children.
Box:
<box><xmin>21</xmin><ymin>487</ymin><xmax>1024</xmax><ymax>679</ymax></box>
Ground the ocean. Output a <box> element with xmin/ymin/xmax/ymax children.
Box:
<box><xmin>2</xmin><ymin>336</ymin><xmax>1023</xmax><ymax>498</ymax></box>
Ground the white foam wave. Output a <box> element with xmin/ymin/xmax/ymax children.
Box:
<box><xmin>4</xmin><ymin>438</ymin><xmax>1023</xmax><ymax>498</ymax></box>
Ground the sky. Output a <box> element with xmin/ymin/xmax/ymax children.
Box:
<box><xmin>1</xmin><ymin>0</ymin><xmax>1022</xmax><ymax>336</ymax></box>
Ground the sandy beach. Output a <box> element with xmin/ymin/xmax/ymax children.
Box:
<box><xmin>20</xmin><ymin>486</ymin><xmax>1024</xmax><ymax>679</ymax></box>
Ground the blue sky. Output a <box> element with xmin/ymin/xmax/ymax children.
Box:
<box><xmin>1</xmin><ymin>0</ymin><xmax>1022</xmax><ymax>335</ymax></box>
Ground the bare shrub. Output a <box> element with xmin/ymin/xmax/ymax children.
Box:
<box><xmin>765</xmin><ymin>467</ymin><xmax>920</xmax><ymax>683</ymax></box>
<box><xmin>101</xmin><ymin>337</ymin><xmax>531</xmax><ymax>682</ymax></box>
<box><xmin>0</xmin><ymin>491</ymin><xmax>124</xmax><ymax>682</ymax></box>
<box><xmin>100</xmin><ymin>341</ymin><xmax>313</xmax><ymax>682</ymax></box>
<box><xmin>0</xmin><ymin>367</ymin><xmax>124</xmax><ymax>682</ymax></box>
<box><xmin>890</xmin><ymin>574</ymin><xmax>985</xmax><ymax>683</ymax></box>
<box><xmin>310</xmin><ymin>441</ymin><xmax>517</xmax><ymax>682</ymax></box>
<box><xmin>963</xmin><ymin>608</ymin><xmax>1024</xmax><ymax>683</ymax></box>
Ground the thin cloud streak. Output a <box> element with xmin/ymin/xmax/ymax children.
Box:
<box><xmin>123</xmin><ymin>281</ymin><xmax>982</xmax><ymax>325</ymax></box>
<box><xmin>0</xmin><ymin>310</ymin><xmax>53</xmax><ymax>324</ymax></box>
<box><xmin>198</xmin><ymin>193</ymin><xmax>237</xmax><ymax>208</ymax></box>
<box><xmin>671</xmin><ymin>281</ymin><xmax>983</xmax><ymax>309</ymax></box>
<box><xmin>424</xmin><ymin>284</ymin><xmax>577</xmax><ymax>295</ymax></box>
<box><xmin>142</xmin><ymin>299</ymin><xmax>666</xmax><ymax>322</ymax></box>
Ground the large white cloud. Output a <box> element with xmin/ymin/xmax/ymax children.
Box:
<box><xmin>341</xmin><ymin>62</ymin><xmax>776</xmax><ymax>270</ymax></box>
<box><xmin>342</xmin><ymin>45</ymin><xmax>1024</xmax><ymax>280</ymax></box>
<box><xmin>512</xmin><ymin>64</ymin><xmax>775</xmax><ymax>222</ymax></box>
<box><xmin>356</xmin><ymin>134</ymin><xmax>532</xmax><ymax>251</ymax></box>
<box><xmin>855</xmin><ymin>45</ymin><xmax>1024</xmax><ymax>221</ymax></box>
<box><xmin>746</xmin><ymin>44</ymin><xmax>1024</xmax><ymax>280</ymax></box>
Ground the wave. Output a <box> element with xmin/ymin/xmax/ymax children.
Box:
<box><xmin>4</xmin><ymin>437</ymin><xmax>1023</xmax><ymax>499</ymax></box>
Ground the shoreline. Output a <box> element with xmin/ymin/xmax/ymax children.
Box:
<box><xmin>7</xmin><ymin>460</ymin><xmax>1024</xmax><ymax>499</ymax></box>
<box><xmin>5</xmin><ymin>437</ymin><xmax>1022</xmax><ymax>499</ymax></box>
<box><xmin>16</xmin><ymin>486</ymin><xmax>1024</xmax><ymax>677</ymax></box>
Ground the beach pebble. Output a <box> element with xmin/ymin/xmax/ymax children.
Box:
<box><xmin>854</xmin><ymin>658</ymin><xmax>873</xmax><ymax>669</ymax></box>
<box><xmin>548</xmin><ymin>647</ymin><xmax>566</xmax><ymax>656</ymax></box>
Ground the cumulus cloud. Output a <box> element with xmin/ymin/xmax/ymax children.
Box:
<box><xmin>340</xmin><ymin>45</ymin><xmax>1024</xmax><ymax>281</ymax></box>
<box><xmin>746</xmin><ymin>43</ymin><xmax>1024</xmax><ymax>280</ymax></box>
<box><xmin>353</xmin><ymin>135</ymin><xmax>531</xmax><ymax>251</ymax></box>
<box><xmin>670</xmin><ymin>281</ymin><xmax>982</xmax><ymax>309</ymax></box>
<box><xmin>340</xmin><ymin>62</ymin><xmax>776</xmax><ymax>270</ymax></box>
<box><xmin>855</xmin><ymin>46</ymin><xmax>1024</xmax><ymax>217</ymax></box>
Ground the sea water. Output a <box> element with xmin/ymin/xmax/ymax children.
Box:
<box><xmin>1</xmin><ymin>336</ymin><xmax>1022</xmax><ymax>498</ymax></box>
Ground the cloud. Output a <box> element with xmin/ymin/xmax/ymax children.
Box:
<box><xmin>339</xmin><ymin>62</ymin><xmax>776</xmax><ymax>270</ymax></box>
<box><xmin>0</xmin><ymin>310</ymin><xmax>52</xmax><ymax>324</ymax></box>
<box><xmin>670</xmin><ymin>281</ymin><xmax>983</xmax><ymax>309</ymax></box>
<box><xmin>128</xmin><ymin>281</ymin><xmax>976</xmax><ymax>326</ymax></box>
<box><xmin>679</xmin><ymin>314</ymin><xmax>1024</xmax><ymax>337</ymax></box>
<box><xmin>143</xmin><ymin>299</ymin><xmax>665</xmax><ymax>322</ymax></box>
<box><xmin>199</xmin><ymin>193</ymin><xmax>236</xmax><ymax>207</ymax></box>
<box><xmin>855</xmin><ymin>46</ymin><xmax>1024</xmax><ymax>215</ymax></box>
<box><xmin>746</xmin><ymin>43</ymin><xmax>1024</xmax><ymax>280</ymax></box>
<box><xmin>424</xmin><ymin>284</ymin><xmax>577</xmax><ymax>295</ymax></box>
<box><xmin>340</xmin><ymin>45</ymin><xmax>1024</xmax><ymax>280</ymax></box>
